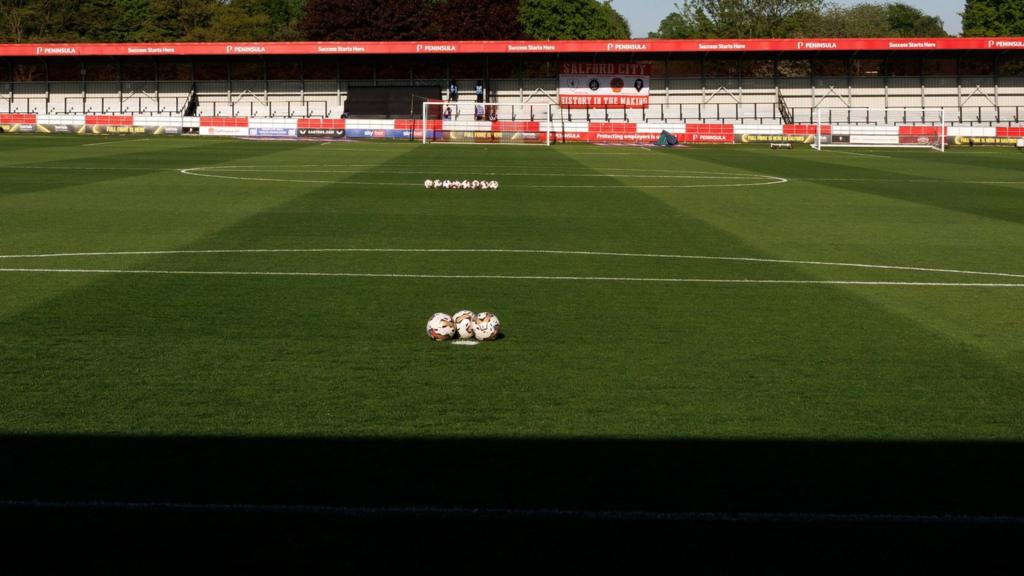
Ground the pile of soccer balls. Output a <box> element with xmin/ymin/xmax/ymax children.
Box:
<box><xmin>424</xmin><ymin>179</ymin><xmax>500</xmax><ymax>190</ymax></box>
<box><xmin>427</xmin><ymin>311</ymin><xmax>502</xmax><ymax>342</ymax></box>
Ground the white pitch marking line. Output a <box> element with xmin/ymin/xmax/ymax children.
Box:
<box><xmin>1</xmin><ymin>268</ymin><xmax>1022</xmax><ymax>288</ymax></box>
<box><xmin>4</xmin><ymin>165</ymin><xmax>173</xmax><ymax>171</ymax></box>
<box><xmin>0</xmin><ymin>248</ymin><xmax>1021</xmax><ymax>281</ymax></box>
<box><xmin>822</xmin><ymin>149</ymin><xmax>893</xmax><ymax>159</ymax></box>
<box><xmin>82</xmin><ymin>138</ymin><xmax>152</xmax><ymax>147</ymax></box>
<box><xmin>190</xmin><ymin>163</ymin><xmax>777</xmax><ymax>174</ymax></box>
<box><xmin>195</xmin><ymin>167</ymin><xmax>772</xmax><ymax>180</ymax></box>
<box><xmin>559</xmin><ymin>152</ymin><xmax>636</xmax><ymax>155</ymax></box>
<box><xmin>178</xmin><ymin>167</ymin><xmax>789</xmax><ymax>189</ymax></box>
<box><xmin>2</xmin><ymin>163</ymin><xmax>764</xmax><ymax>175</ymax></box>
<box><xmin>20</xmin><ymin>164</ymin><xmax>1024</xmax><ymax>187</ymax></box>
<box><xmin>792</xmin><ymin>177</ymin><xmax>1024</xmax><ymax>186</ymax></box>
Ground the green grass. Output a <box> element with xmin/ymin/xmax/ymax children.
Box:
<box><xmin>1</xmin><ymin>135</ymin><xmax>1023</xmax><ymax>440</ymax></box>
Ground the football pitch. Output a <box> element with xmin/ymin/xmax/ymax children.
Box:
<box><xmin>1</xmin><ymin>134</ymin><xmax>1023</xmax><ymax>441</ymax></box>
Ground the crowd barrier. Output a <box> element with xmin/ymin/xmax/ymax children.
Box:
<box><xmin>2</xmin><ymin>113</ymin><xmax>1022</xmax><ymax>146</ymax></box>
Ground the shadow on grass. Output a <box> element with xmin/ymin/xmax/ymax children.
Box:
<box><xmin>1</xmin><ymin>435</ymin><xmax>1022</xmax><ymax>572</ymax></box>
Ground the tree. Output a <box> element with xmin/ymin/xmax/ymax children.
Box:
<box><xmin>3</xmin><ymin>0</ymin><xmax>84</xmax><ymax>42</ymax></box>
<box><xmin>111</xmin><ymin>0</ymin><xmax>154</xmax><ymax>42</ymax></box>
<box><xmin>1</xmin><ymin>0</ymin><xmax>28</xmax><ymax>42</ymax></box>
<box><xmin>963</xmin><ymin>0</ymin><xmax>1024</xmax><ymax>37</ymax></box>
<box><xmin>886</xmin><ymin>3</ymin><xmax>945</xmax><ymax>36</ymax></box>
<box><xmin>428</xmin><ymin>0</ymin><xmax>523</xmax><ymax>40</ymax></box>
<box><xmin>301</xmin><ymin>0</ymin><xmax>432</xmax><ymax>41</ymax></box>
<box><xmin>813</xmin><ymin>3</ymin><xmax>890</xmax><ymax>37</ymax></box>
<box><xmin>596</xmin><ymin>1</ymin><xmax>630</xmax><ymax>38</ymax></box>
<box><xmin>138</xmin><ymin>0</ymin><xmax>219</xmax><ymax>41</ymax></box>
<box><xmin>518</xmin><ymin>0</ymin><xmax>630</xmax><ymax>40</ymax></box>
<box><xmin>652</xmin><ymin>0</ymin><xmax>947</xmax><ymax>39</ymax></box>
<box><xmin>650</xmin><ymin>9</ymin><xmax>697</xmax><ymax>38</ymax></box>
<box><xmin>651</xmin><ymin>0</ymin><xmax>825</xmax><ymax>39</ymax></box>
<box><xmin>240</xmin><ymin>0</ymin><xmax>306</xmax><ymax>40</ymax></box>
<box><xmin>189</xmin><ymin>4</ymin><xmax>274</xmax><ymax>41</ymax></box>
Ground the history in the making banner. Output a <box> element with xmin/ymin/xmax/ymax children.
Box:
<box><xmin>559</xmin><ymin>62</ymin><xmax>651</xmax><ymax>109</ymax></box>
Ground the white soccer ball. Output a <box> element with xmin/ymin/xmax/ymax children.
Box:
<box><xmin>472</xmin><ymin>312</ymin><xmax>502</xmax><ymax>341</ymax></box>
<box><xmin>426</xmin><ymin>313</ymin><xmax>456</xmax><ymax>341</ymax></box>
<box><xmin>472</xmin><ymin>180</ymin><xmax>480</xmax><ymax>189</ymax></box>
<box><xmin>490</xmin><ymin>180</ymin><xmax>499</xmax><ymax>189</ymax></box>
<box><xmin>424</xmin><ymin>179</ymin><xmax>433</xmax><ymax>189</ymax></box>
<box><xmin>452</xmin><ymin>310</ymin><xmax>476</xmax><ymax>339</ymax></box>
<box><xmin>433</xmin><ymin>179</ymin><xmax>442</xmax><ymax>188</ymax></box>
<box><xmin>461</xmin><ymin>180</ymin><xmax>470</xmax><ymax>189</ymax></box>
<box><xmin>443</xmin><ymin>180</ymin><xmax>452</xmax><ymax>189</ymax></box>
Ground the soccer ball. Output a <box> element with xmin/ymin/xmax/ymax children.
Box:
<box><xmin>472</xmin><ymin>312</ymin><xmax>502</xmax><ymax>341</ymax></box>
<box><xmin>426</xmin><ymin>313</ymin><xmax>456</xmax><ymax>341</ymax></box>
<box><xmin>490</xmin><ymin>180</ymin><xmax>499</xmax><ymax>190</ymax></box>
<box><xmin>424</xmin><ymin>179</ymin><xmax>434</xmax><ymax>189</ymax></box>
<box><xmin>452</xmin><ymin>310</ymin><xmax>475</xmax><ymax>339</ymax></box>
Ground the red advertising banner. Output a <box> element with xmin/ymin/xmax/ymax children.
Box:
<box><xmin>4</xmin><ymin>37</ymin><xmax>1024</xmax><ymax>58</ymax></box>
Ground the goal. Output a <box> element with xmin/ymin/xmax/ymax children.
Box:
<box><xmin>422</xmin><ymin>101</ymin><xmax>555</xmax><ymax>145</ymax></box>
<box><xmin>814</xmin><ymin>108</ymin><xmax>947</xmax><ymax>152</ymax></box>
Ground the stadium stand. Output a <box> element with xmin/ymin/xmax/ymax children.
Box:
<box><xmin>2</xmin><ymin>38</ymin><xmax>1024</xmax><ymax>142</ymax></box>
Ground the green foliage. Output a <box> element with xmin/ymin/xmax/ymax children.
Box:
<box><xmin>649</xmin><ymin>10</ymin><xmax>697</xmax><ymax>39</ymax></box>
<box><xmin>1</xmin><ymin>0</ymin><xmax>84</xmax><ymax>42</ymax></box>
<box><xmin>0</xmin><ymin>0</ymin><xmax>626</xmax><ymax>42</ymax></box>
<box><xmin>0</xmin><ymin>0</ymin><xmax>305</xmax><ymax>42</ymax></box>
<box><xmin>885</xmin><ymin>2</ymin><xmax>946</xmax><ymax>36</ymax></box>
<box><xmin>301</xmin><ymin>0</ymin><xmax>431</xmax><ymax>41</ymax></box>
<box><xmin>652</xmin><ymin>0</ymin><xmax>947</xmax><ymax>39</ymax></box>
<box><xmin>427</xmin><ymin>0</ymin><xmax>523</xmax><ymax>40</ymax></box>
<box><xmin>963</xmin><ymin>0</ymin><xmax>1024</xmax><ymax>36</ymax></box>
<box><xmin>652</xmin><ymin>0</ymin><xmax>825</xmax><ymax>39</ymax></box>
<box><xmin>518</xmin><ymin>0</ymin><xmax>630</xmax><ymax>40</ymax></box>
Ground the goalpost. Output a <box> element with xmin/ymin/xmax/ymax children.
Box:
<box><xmin>422</xmin><ymin>101</ymin><xmax>556</xmax><ymax>145</ymax></box>
<box><xmin>814</xmin><ymin>107</ymin><xmax>947</xmax><ymax>152</ymax></box>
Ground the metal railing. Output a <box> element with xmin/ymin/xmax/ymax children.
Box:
<box><xmin>2</xmin><ymin>93</ymin><xmax>1022</xmax><ymax>126</ymax></box>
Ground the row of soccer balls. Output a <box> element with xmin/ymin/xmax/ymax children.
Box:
<box><xmin>424</xmin><ymin>180</ymin><xmax>500</xmax><ymax>190</ymax></box>
<box><xmin>427</xmin><ymin>311</ymin><xmax>502</xmax><ymax>341</ymax></box>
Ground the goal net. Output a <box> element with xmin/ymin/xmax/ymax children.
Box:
<box><xmin>814</xmin><ymin>108</ymin><xmax>947</xmax><ymax>152</ymax></box>
<box><xmin>422</xmin><ymin>101</ymin><xmax>555</xmax><ymax>145</ymax></box>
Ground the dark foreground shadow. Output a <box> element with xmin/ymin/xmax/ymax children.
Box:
<box><xmin>1</xmin><ymin>436</ymin><xmax>1022</xmax><ymax>573</ymax></box>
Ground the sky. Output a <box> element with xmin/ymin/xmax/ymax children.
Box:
<box><xmin>616</xmin><ymin>0</ymin><xmax>966</xmax><ymax>38</ymax></box>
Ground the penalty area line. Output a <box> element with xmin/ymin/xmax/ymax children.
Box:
<box><xmin>1</xmin><ymin>248</ymin><xmax>1021</xmax><ymax>280</ymax></box>
<box><xmin>820</xmin><ymin>149</ymin><xmax>893</xmax><ymax>159</ymax></box>
<box><xmin>1</xmin><ymin>268</ymin><xmax>1023</xmax><ymax>288</ymax></box>
<box><xmin>82</xmin><ymin>138</ymin><xmax>153</xmax><ymax>147</ymax></box>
